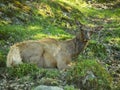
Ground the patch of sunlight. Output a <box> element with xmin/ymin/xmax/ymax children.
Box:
<box><xmin>59</xmin><ymin>0</ymin><xmax>88</xmax><ymax>8</ymax></box>
<box><xmin>33</xmin><ymin>33</ymin><xmax>59</xmax><ymax>40</ymax></box>
<box><xmin>48</xmin><ymin>35</ymin><xmax>60</xmax><ymax>39</ymax></box>
<box><xmin>37</xmin><ymin>3</ymin><xmax>54</xmax><ymax>17</ymax></box>
<box><xmin>59</xmin><ymin>34</ymin><xmax>72</xmax><ymax>39</ymax></box>
<box><xmin>32</xmin><ymin>33</ymin><xmax>48</xmax><ymax>39</ymax></box>
<box><xmin>50</xmin><ymin>34</ymin><xmax>73</xmax><ymax>40</ymax></box>
<box><xmin>33</xmin><ymin>33</ymin><xmax>72</xmax><ymax>40</ymax></box>
<box><xmin>0</xmin><ymin>20</ymin><xmax>10</xmax><ymax>25</ymax></box>
<box><xmin>27</xmin><ymin>25</ymin><xmax>42</xmax><ymax>30</ymax></box>
<box><xmin>111</xmin><ymin>17</ymin><xmax>120</xmax><ymax>21</ymax></box>
<box><xmin>110</xmin><ymin>38</ymin><xmax>120</xmax><ymax>44</ymax></box>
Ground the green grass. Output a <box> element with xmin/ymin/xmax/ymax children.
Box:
<box><xmin>7</xmin><ymin>63</ymin><xmax>39</xmax><ymax>78</ymax></box>
<box><xmin>0</xmin><ymin>0</ymin><xmax>120</xmax><ymax>89</ymax></box>
<box><xmin>65</xmin><ymin>60</ymin><xmax>113</xmax><ymax>89</ymax></box>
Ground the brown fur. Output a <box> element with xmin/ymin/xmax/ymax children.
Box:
<box><xmin>6</xmin><ymin>24</ymin><xmax>103</xmax><ymax>69</ymax></box>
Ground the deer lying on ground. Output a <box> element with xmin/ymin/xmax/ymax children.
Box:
<box><xmin>6</xmin><ymin>22</ymin><xmax>103</xmax><ymax>69</ymax></box>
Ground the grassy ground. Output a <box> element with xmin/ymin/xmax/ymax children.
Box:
<box><xmin>0</xmin><ymin>0</ymin><xmax>120</xmax><ymax>90</ymax></box>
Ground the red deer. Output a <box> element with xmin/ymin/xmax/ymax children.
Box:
<box><xmin>6</xmin><ymin>22</ymin><xmax>103</xmax><ymax>69</ymax></box>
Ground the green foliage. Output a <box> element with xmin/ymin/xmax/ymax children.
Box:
<box><xmin>64</xmin><ymin>85</ymin><xmax>78</xmax><ymax>90</ymax></box>
<box><xmin>33</xmin><ymin>68</ymin><xmax>60</xmax><ymax>79</ymax></box>
<box><xmin>66</xmin><ymin>60</ymin><xmax>113</xmax><ymax>89</ymax></box>
<box><xmin>87</xmin><ymin>40</ymin><xmax>107</xmax><ymax>59</ymax></box>
<box><xmin>30</xmin><ymin>68</ymin><xmax>61</xmax><ymax>86</ymax></box>
<box><xmin>7</xmin><ymin>63</ymin><xmax>39</xmax><ymax>78</ymax></box>
<box><xmin>45</xmin><ymin>69</ymin><xmax>60</xmax><ymax>78</ymax></box>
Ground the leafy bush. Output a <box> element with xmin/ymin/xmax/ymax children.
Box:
<box><xmin>65</xmin><ymin>60</ymin><xmax>113</xmax><ymax>90</ymax></box>
<box><xmin>7</xmin><ymin>63</ymin><xmax>39</xmax><ymax>78</ymax></box>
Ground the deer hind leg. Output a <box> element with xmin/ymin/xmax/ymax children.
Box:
<box><xmin>43</xmin><ymin>52</ymin><xmax>57</xmax><ymax>68</ymax></box>
<box><xmin>29</xmin><ymin>55</ymin><xmax>44</xmax><ymax>67</ymax></box>
<box><xmin>56</xmin><ymin>55</ymin><xmax>71</xmax><ymax>70</ymax></box>
<box><xmin>22</xmin><ymin>47</ymin><xmax>45</xmax><ymax>68</ymax></box>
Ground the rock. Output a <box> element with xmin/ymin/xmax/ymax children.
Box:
<box><xmin>34</xmin><ymin>85</ymin><xmax>63</xmax><ymax>90</ymax></box>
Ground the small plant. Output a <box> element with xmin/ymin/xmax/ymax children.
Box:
<box><xmin>65</xmin><ymin>60</ymin><xmax>113</xmax><ymax>90</ymax></box>
<box><xmin>64</xmin><ymin>85</ymin><xmax>78</xmax><ymax>90</ymax></box>
<box><xmin>7</xmin><ymin>63</ymin><xmax>39</xmax><ymax>78</ymax></box>
<box><xmin>32</xmin><ymin>68</ymin><xmax>60</xmax><ymax>78</ymax></box>
<box><xmin>45</xmin><ymin>69</ymin><xmax>60</xmax><ymax>78</ymax></box>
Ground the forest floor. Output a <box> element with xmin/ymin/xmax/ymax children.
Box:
<box><xmin>0</xmin><ymin>0</ymin><xmax>120</xmax><ymax>90</ymax></box>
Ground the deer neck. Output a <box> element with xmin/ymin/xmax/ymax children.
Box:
<box><xmin>65</xmin><ymin>36</ymin><xmax>89</xmax><ymax>58</ymax></box>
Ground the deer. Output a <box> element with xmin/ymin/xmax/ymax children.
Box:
<box><xmin>6</xmin><ymin>22</ymin><xmax>103</xmax><ymax>70</ymax></box>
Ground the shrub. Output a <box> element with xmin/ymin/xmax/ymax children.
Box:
<box><xmin>65</xmin><ymin>60</ymin><xmax>113</xmax><ymax>90</ymax></box>
<box><xmin>7</xmin><ymin>63</ymin><xmax>39</xmax><ymax>78</ymax></box>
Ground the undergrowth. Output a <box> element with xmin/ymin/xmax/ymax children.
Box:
<box><xmin>65</xmin><ymin>60</ymin><xmax>113</xmax><ymax>90</ymax></box>
<box><xmin>7</xmin><ymin>64</ymin><xmax>39</xmax><ymax>78</ymax></box>
<box><xmin>6</xmin><ymin>59</ymin><xmax>113</xmax><ymax>89</ymax></box>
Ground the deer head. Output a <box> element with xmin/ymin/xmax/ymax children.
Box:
<box><xmin>76</xmin><ymin>21</ymin><xmax>103</xmax><ymax>42</ymax></box>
